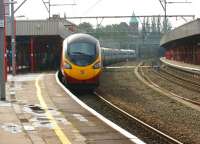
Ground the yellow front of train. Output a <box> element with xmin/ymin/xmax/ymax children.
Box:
<box><xmin>61</xmin><ymin>34</ymin><xmax>102</xmax><ymax>88</ymax></box>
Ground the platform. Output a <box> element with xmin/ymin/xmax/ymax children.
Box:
<box><xmin>160</xmin><ymin>57</ymin><xmax>200</xmax><ymax>74</ymax></box>
<box><xmin>0</xmin><ymin>72</ymin><xmax>140</xmax><ymax>144</ymax></box>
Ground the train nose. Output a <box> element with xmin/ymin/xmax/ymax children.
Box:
<box><xmin>80</xmin><ymin>70</ymin><xmax>85</xmax><ymax>75</ymax></box>
<box><xmin>70</xmin><ymin>66</ymin><xmax>95</xmax><ymax>80</ymax></box>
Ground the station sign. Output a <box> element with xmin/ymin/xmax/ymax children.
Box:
<box><xmin>0</xmin><ymin>20</ymin><xmax>4</xmax><ymax>28</ymax></box>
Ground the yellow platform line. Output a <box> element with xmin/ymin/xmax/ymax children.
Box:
<box><xmin>35</xmin><ymin>75</ymin><xmax>71</xmax><ymax>144</ymax></box>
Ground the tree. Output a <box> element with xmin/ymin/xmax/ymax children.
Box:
<box><xmin>162</xmin><ymin>18</ymin><xmax>172</xmax><ymax>33</ymax></box>
<box><xmin>119</xmin><ymin>22</ymin><xmax>129</xmax><ymax>32</ymax></box>
<box><xmin>156</xmin><ymin>17</ymin><xmax>161</xmax><ymax>33</ymax></box>
<box><xmin>78</xmin><ymin>22</ymin><xmax>94</xmax><ymax>33</ymax></box>
<box><xmin>145</xmin><ymin>17</ymin><xmax>150</xmax><ymax>33</ymax></box>
<box><xmin>151</xmin><ymin>17</ymin><xmax>156</xmax><ymax>33</ymax></box>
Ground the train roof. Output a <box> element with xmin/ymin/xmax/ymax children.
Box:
<box><xmin>65</xmin><ymin>33</ymin><xmax>98</xmax><ymax>44</ymax></box>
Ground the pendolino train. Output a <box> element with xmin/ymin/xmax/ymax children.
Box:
<box><xmin>60</xmin><ymin>33</ymin><xmax>135</xmax><ymax>89</ymax></box>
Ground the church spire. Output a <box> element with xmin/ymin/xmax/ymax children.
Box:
<box><xmin>129</xmin><ymin>10</ymin><xmax>139</xmax><ymax>25</ymax></box>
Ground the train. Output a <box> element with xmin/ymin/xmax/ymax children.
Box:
<box><xmin>102</xmin><ymin>47</ymin><xmax>136</xmax><ymax>65</ymax></box>
<box><xmin>60</xmin><ymin>33</ymin><xmax>136</xmax><ymax>89</ymax></box>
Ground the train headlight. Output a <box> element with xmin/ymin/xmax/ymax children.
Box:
<box><xmin>63</xmin><ymin>63</ymin><xmax>72</xmax><ymax>69</ymax></box>
<box><xmin>93</xmin><ymin>61</ymin><xmax>101</xmax><ymax>69</ymax></box>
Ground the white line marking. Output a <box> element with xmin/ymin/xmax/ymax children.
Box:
<box><xmin>55</xmin><ymin>72</ymin><xmax>146</xmax><ymax>144</ymax></box>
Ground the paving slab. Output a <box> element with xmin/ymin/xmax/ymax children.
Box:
<box><xmin>1</xmin><ymin>73</ymin><xmax>139</xmax><ymax>144</ymax></box>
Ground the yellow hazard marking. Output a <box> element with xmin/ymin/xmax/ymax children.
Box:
<box><xmin>35</xmin><ymin>75</ymin><xmax>71</xmax><ymax>144</ymax></box>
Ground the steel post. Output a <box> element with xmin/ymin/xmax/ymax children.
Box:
<box><xmin>30</xmin><ymin>37</ymin><xmax>34</xmax><ymax>72</ymax></box>
<box><xmin>11</xmin><ymin>0</ymin><xmax>16</xmax><ymax>75</ymax></box>
<box><xmin>0</xmin><ymin>0</ymin><xmax>6</xmax><ymax>100</ymax></box>
<box><xmin>164</xmin><ymin>0</ymin><xmax>167</xmax><ymax>33</ymax></box>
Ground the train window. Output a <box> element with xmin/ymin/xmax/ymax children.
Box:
<box><xmin>68</xmin><ymin>42</ymin><xmax>97</xmax><ymax>57</ymax></box>
<box><xmin>66</xmin><ymin>42</ymin><xmax>98</xmax><ymax>66</ymax></box>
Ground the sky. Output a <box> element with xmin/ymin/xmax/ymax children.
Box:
<box><xmin>12</xmin><ymin>0</ymin><xmax>199</xmax><ymax>28</ymax></box>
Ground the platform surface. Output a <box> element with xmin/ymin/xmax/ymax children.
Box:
<box><xmin>0</xmin><ymin>73</ymin><xmax>136</xmax><ymax>144</ymax></box>
<box><xmin>160</xmin><ymin>57</ymin><xmax>200</xmax><ymax>73</ymax></box>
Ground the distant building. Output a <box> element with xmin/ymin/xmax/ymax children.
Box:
<box><xmin>49</xmin><ymin>14</ymin><xmax>77</xmax><ymax>32</ymax></box>
<box><xmin>129</xmin><ymin>11</ymin><xmax>139</xmax><ymax>34</ymax></box>
<box><xmin>5</xmin><ymin>16</ymin><xmax>78</xmax><ymax>72</ymax></box>
<box><xmin>160</xmin><ymin>19</ymin><xmax>200</xmax><ymax>64</ymax></box>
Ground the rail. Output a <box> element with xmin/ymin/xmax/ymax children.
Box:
<box><xmin>95</xmin><ymin>91</ymin><xmax>183</xmax><ymax>144</ymax></box>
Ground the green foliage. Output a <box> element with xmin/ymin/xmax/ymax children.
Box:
<box><xmin>161</xmin><ymin>18</ymin><xmax>172</xmax><ymax>32</ymax></box>
<box><xmin>78</xmin><ymin>22</ymin><xmax>94</xmax><ymax>33</ymax></box>
<box><xmin>78</xmin><ymin>22</ymin><xmax>133</xmax><ymax>39</ymax></box>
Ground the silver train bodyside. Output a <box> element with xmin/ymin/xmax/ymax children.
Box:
<box><xmin>101</xmin><ymin>47</ymin><xmax>136</xmax><ymax>66</ymax></box>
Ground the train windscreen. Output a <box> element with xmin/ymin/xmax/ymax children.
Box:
<box><xmin>67</xmin><ymin>42</ymin><xmax>97</xmax><ymax>66</ymax></box>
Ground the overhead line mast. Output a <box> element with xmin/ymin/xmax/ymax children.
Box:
<box><xmin>41</xmin><ymin>0</ymin><xmax>76</xmax><ymax>18</ymax></box>
<box><xmin>5</xmin><ymin>0</ymin><xmax>30</xmax><ymax>76</ymax></box>
<box><xmin>158</xmin><ymin>0</ymin><xmax>192</xmax><ymax>32</ymax></box>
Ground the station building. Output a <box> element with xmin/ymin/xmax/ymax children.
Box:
<box><xmin>6</xmin><ymin>15</ymin><xmax>77</xmax><ymax>73</ymax></box>
<box><xmin>160</xmin><ymin>19</ymin><xmax>200</xmax><ymax>65</ymax></box>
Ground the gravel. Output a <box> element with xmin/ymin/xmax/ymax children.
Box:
<box><xmin>97</xmin><ymin>61</ymin><xmax>200</xmax><ymax>144</ymax></box>
<box><xmin>145</xmin><ymin>67</ymin><xmax>200</xmax><ymax>102</ymax></box>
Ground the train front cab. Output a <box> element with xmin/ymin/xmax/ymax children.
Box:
<box><xmin>61</xmin><ymin>34</ymin><xmax>102</xmax><ymax>89</ymax></box>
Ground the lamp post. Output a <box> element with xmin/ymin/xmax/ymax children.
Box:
<box><xmin>10</xmin><ymin>0</ymin><xmax>28</xmax><ymax>75</ymax></box>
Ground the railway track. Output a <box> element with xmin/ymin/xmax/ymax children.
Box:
<box><xmin>57</xmin><ymin>68</ymin><xmax>183</xmax><ymax>144</ymax></box>
<box><xmin>163</xmin><ymin>66</ymin><xmax>200</xmax><ymax>84</ymax></box>
<box><xmin>152</xmin><ymin>68</ymin><xmax>200</xmax><ymax>93</ymax></box>
<box><xmin>73</xmin><ymin>91</ymin><xmax>183</xmax><ymax>144</ymax></box>
<box><xmin>57</xmin><ymin>67</ymin><xmax>186</xmax><ymax>143</ymax></box>
<box><xmin>137</xmin><ymin>63</ymin><xmax>200</xmax><ymax>108</ymax></box>
<box><xmin>96</xmin><ymin>92</ymin><xmax>183</xmax><ymax>144</ymax></box>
